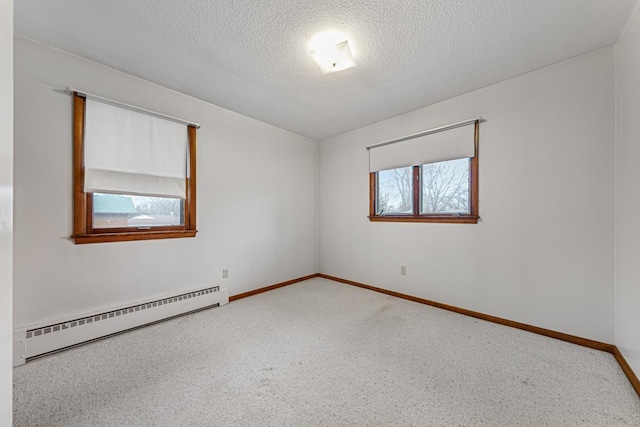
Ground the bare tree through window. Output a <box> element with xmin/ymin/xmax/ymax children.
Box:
<box><xmin>378</xmin><ymin>166</ymin><xmax>413</xmax><ymax>214</ymax></box>
<box><xmin>376</xmin><ymin>159</ymin><xmax>469</xmax><ymax>215</ymax></box>
<box><xmin>421</xmin><ymin>158</ymin><xmax>469</xmax><ymax>214</ymax></box>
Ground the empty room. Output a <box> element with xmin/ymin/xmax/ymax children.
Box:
<box><xmin>2</xmin><ymin>0</ymin><xmax>640</xmax><ymax>425</ymax></box>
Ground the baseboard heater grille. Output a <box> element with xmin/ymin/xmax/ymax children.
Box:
<box><xmin>14</xmin><ymin>285</ymin><xmax>228</xmax><ymax>366</ymax></box>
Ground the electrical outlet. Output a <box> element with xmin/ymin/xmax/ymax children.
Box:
<box><xmin>400</xmin><ymin>265</ymin><xmax>407</xmax><ymax>276</ymax></box>
<box><xmin>222</xmin><ymin>268</ymin><xmax>229</xmax><ymax>279</ymax></box>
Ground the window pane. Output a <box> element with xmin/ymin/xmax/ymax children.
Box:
<box><xmin>377</xmin><ymin>167</ymin><xmax>413</xmax><ymax>214</ymax></box>
<box><xmin>93</xmin><ymin>193</ymin><xmax>183</xmax><ymax>228</ymax></box>
<box><xmin>421</xmin><ymin>158</ymin><xmax>470</xmax><ymax>214</ymax></box>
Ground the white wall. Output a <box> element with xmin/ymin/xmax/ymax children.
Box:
<box><xmin>0</xmin><ymin>1</ymin><xmax>13</xmax><ymax>424</ymax></box>
<box><xmin>616</xmin><ymin>2</ymin><xmax>640</xmax><ymax>378</ymax></box>
<box><xmin>320</xmin><ymin>48</ymin><xmax>616</xmax><ymax>343</ymax></box>
<box><xmin>13</xmin><ymin>38</ymin><xmax>319</xmax><ymax>329</ymax></box>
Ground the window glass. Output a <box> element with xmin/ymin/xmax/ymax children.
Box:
<box><xmin>92</xmin><ymin>193</ymin><xmax>183</xmax><ymax>229</ymax></box>
<box><xmin>377</xmin><ymin>167</ymin><xmax>413</xmax><ymax>214</ymax></box>
<box><xmin>421</xmin><ymin>158</ymin><xmax>470</xmax><ymax>214</ymax></box>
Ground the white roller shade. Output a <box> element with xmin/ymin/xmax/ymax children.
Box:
<box><xmin>84</xmin><ymin>99</ymin><xmax>188</xmax><ymax>199</ymax></box>
<box><xmin>369</xmin><ymin>122</ymin><xmax>476</xmax><ymax>172</ymax></box>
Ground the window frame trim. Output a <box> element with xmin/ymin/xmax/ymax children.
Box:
<box><xmin>71</xmin><ymin>93</ymin><xmax>198</xmax><ymax>244</ymax></box>
<box><xmin>368</xmin><ymin>121</ymin><xmax>479</xmax><ymax>224</ymax></box>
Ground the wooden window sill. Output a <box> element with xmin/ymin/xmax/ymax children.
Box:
<box><xmin>72</xmin><ymin>230</ymin><xmax>198</xmax><ymax>244</ymax></box>
<box><xmin>368</xmin><ymin>216</ymin><xmax>478</xmax><ymax>224</ymax></box>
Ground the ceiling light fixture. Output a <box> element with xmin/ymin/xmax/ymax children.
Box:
<box><xmin>309</xmin><ymin>32</ymin><xmax>357</xmax><ymax>74</ymax></box>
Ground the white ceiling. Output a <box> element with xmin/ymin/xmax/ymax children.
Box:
<box><xmin>14</xmin><ymin>0</ymin><xmax>638</xmax><ymax>140</ymax></box>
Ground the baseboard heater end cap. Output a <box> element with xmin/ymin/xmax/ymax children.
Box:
<box><xmin>219</xmin><ymin>287</ymin><xmax>229</xmax><ymax>306</ymax></box>
<box><xmin>13</xmin><ymin>328</ymin><xmax>27</xmax><ymax>367</ymax></box>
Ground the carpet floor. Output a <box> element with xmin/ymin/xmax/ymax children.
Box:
<box><xmin>13</xmin><ymin>277</ymin><xmax>640</xmax><ymax>426</ymax></box>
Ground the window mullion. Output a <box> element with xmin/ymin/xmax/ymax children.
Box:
<box><xmin>412</xmin><ymin>165</ymin><xmax>420</xmax><ymax>216</ymax></box>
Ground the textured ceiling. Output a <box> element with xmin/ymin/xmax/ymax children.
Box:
<box><xmin>14</xmin><ymin>0</ymin><xmax>638</xmax><ymax>140</ymax></box>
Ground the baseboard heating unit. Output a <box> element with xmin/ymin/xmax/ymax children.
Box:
<box><xmin>13</xmin><ymin>285</ymin><xmax>229</xmax><ymax>367</ymax></box>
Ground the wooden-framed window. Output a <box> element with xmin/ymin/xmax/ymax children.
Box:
<box><xmin>72</xmin><ymin>93</ymin><xmax>197</xmax><ymax>244</ymax></box>
<box><xmin>368</xmin><ymin>120</ymin><xmax>479</xmax><ymax>224</ymax></box>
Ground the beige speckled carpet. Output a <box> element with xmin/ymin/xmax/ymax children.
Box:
<box><xmin>13</xmin><ymin>278</ymin><xmax>640</xmax><ymax>426</ymax></box>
